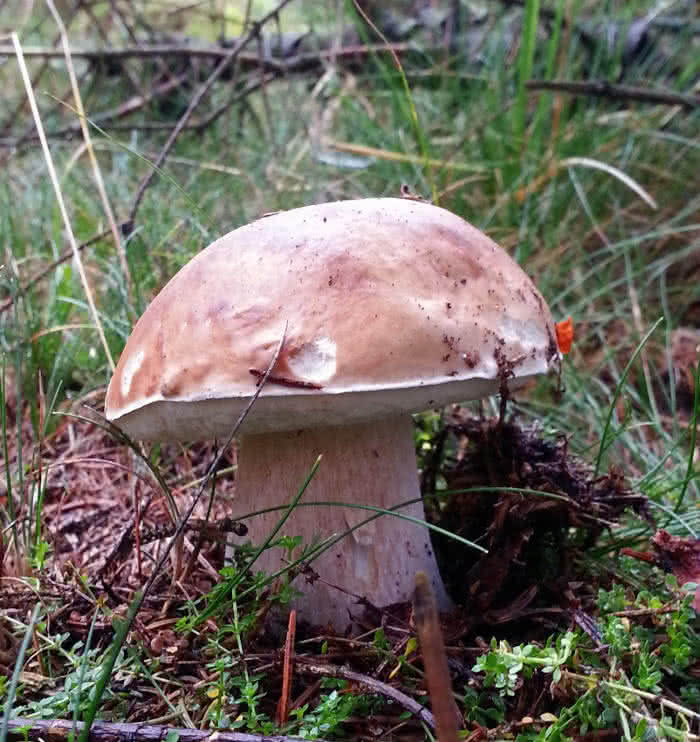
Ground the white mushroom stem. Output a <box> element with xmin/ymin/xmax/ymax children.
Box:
<box><xmin>233</xmin><ymin>416</ymin><xmax>452</xmax><ymax>628</ymax></box>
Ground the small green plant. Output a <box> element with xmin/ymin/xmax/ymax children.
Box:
<box><xmin>472</xmin><ymin>578</ymin><xmax>699</xmax><ymax>740</ymax></box>
<box><xmin>372</xmin><ymin>627</ymin><xmax>390</xmax><ymax>652</ymax></box>
<box><xmin>204</xmin><ymin>651</ymin><xmax>239</xmax><ymax>729</ymax></box>
<box><xmin>462</xmin><ymin>688</ymin><xmax>506</xmax><ymax>728</ymax></box>
<box><xmin>660</xmin><ymin>595</ymin><xmax>697</xmax><ymax>672</ymax></box>
<box><xmin>30</xmin><ymin>539</ymin><xmax>51</xmax><ymax>572</ymax></box>
<box><xmin>630</xmin><ymin>643</ymin><xmax>662</xmax><ymax>693</ymax></box>
<box><xmin>598</xmin><ymin>583</ymin><xmax>627</xmax><ymax>613</ymax></box>
<box><xmin>227</xmin><ymin>673</ymin><xmax>273</xmax><ymax>734</ymax></box>
<box><xmin>294</xmin><ymin>681</ymin><xmax>379</xmax><ymax>740</ymax></box>
<box><xmin>597</xmin><ymin>582</ymin><xmax>699</xmax><ymax>678</ymax></box>
<box><xmin>12</xmin><ymin>641</ymin><xmax>131</xmax><ymax>720</ymax></box>
<box><xmin>473</xmin><ymin>631</ymin><xmax>577</xmax><ymax>697</ymax></box>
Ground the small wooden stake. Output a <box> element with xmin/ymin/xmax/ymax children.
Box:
<box><xmin>413</xmin><ymin>572</ymin><xmax>461</xmax><ymax>742</ymax></box>
<box><xmin>276</xmin><ymin>609</ymin><xmax>297</xmax><ymax>725</ymax></box>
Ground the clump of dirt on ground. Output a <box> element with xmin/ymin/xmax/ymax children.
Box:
<box><xmin>423</xmin><ymin>407</ymin><xmax>652</xmax><ymax>631</ymax></box>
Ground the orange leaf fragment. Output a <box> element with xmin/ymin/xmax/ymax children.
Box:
<box><xmin>555</xmin><ymin>316</ymin><xmax>574</xmax><ymax>354</ymax></box>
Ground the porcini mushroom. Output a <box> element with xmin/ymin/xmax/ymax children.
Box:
<box><xmin>106</xmin><ymin>198</ymin><xmax>561</xmax><ymax>628</ymax></box>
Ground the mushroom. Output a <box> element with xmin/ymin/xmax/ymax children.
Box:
<box><xmin>106</xmin><ymin>198</ymin><xmax>561</xmax><ymax>628</ymax></box>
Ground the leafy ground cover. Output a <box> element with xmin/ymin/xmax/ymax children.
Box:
<box><xmin>1</xmin><ymin>1</ymin><xmax>698</xmax><ymax>740</ymax></box>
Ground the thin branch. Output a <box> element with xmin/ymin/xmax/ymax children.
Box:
<box><xmin>0</xmin><ymin>71</ymin><xmax>304</xmax><ymax>146</ymax></box>
<box><xmin>0</xmin><ymin>224</ymin><xmax>128</xmax><ymax>317</ymax></box>
<box><xmin>82</xmin><ymin>0</ymin><xmax>146</xmax><ymax>97</ymax></box>
<box><xmin>295</xmin><ymin>657</ymin><xmax>436</xmax><ymax>730</ymax></box>
<box><xmin>0</xmin><ymin>3</ymin><xmax>82</xmax><ymax>138</ymax></box>
<box><xmin>0</xmin><ymin>41</ymin><xmax>414</xmax><ymax>71</ymax></box>
<box><xmin>276</xmin><ymin>609</ymin><xmax>297</xmax><ymax>724</ymax></box>
<box><xmin>0</xmin><ymin>44</ymin><xmax>238</xmax><ymax>60</ymax></box>
<box><xmin>193</xmin><ymin>71</ymin><xmax>277</xmax><ymax>132</ymax></box>
<box><xmin>5</xmin><ymin>718</ymin><xmax>328</xmax><ymax>742</ymax></box>
<box><xmin>526</xmin><ymin>79</ymin><xmax>700</xmax><ymax>109</ymax></box>
<box><xmin>31</xmin><ymin>72</ymin><xmax>190</xmax><ymax>140</ymax></box>
<box><xmin>107</xmin><ymin>0</ymin><xmax>174</xmax><ymax>92</ymax></box>
<box><xmin>0</xmin><ymin>74</ymin><xmax>189</xmax><ymax>148</ymax></box>
<box><xmin>413</xmin><ymin>572</ymin><xmax>461</xmax><ymax>741</ymax></box>
<box><xmin>126</xmin><ymin>0</ymin><xmax>297</xmax><ymax>231</ymax></box>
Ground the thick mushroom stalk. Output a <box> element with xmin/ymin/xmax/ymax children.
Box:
<box><xmin>234</xmin><ymin>416</ymin><xmax>451</xmax><ymax>628</ymax></box>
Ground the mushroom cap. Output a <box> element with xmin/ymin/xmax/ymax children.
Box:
<box><xmin>106</xmin><ymin>198</ymin><xmax>559</xmax><ymax>440</ymax></box>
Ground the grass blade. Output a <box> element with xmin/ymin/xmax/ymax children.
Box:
<box><xmin>673</xmin><ymin>361</ymin><xmax>699</xmax><ymax>515</ymax></box>
<box><xmin>514</xmin><ymin>0</ymin><xmax>540</xmax><ymax>146</ymax></box>
<box><xmin>193</xmin><ymin>455</ymin><xmax>322</xmax><ymax>627</ymax></box>
<box><xmin>77</xmin><ymin>596</ymin><xmax>138</xmax><ymax>742</ymax></box>
<box><xmin>0</xmin><ymin>605</ymin><xmax>41</xmax><ymax>742</ymax></box>
<box><xmin>594</xmin><ymin>318</ymin><xmax>664</xmax><ymax>477</ymax></box>
<box><xmin>562</xmin><ymin>156</ymin><xmax>658</xmax><ymax>209</ymax></box>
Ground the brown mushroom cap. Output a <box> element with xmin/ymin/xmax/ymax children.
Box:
<box><xmin>106</xmin><ymin>198</ymin><xmax>559</xmax><ymax>439</ymax></box>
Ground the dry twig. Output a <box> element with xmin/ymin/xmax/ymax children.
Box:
<box><xmin>12</xmin><ymin>73</ymin><xmax>189</xmax><ymax>142</ymax></box>
<box><xmin>295</xmin><ymin>657</ymin><xmax>436</xmax><ymax>730</ymax></box>
<box><xmin>0</xmin><ymin>5</ymin><xmax>81</xmax><ymax>140</ymax></box>
<box><xmin>0</xmin><ymin>224</ymin><xmax>128</xmax><ymax>317</ymax></box>
<box><xmin>277</xmin><ymin>609</ymin><xmax>297</xmax><ymax>724</ymax></box>
<box><xmin>526</xmin><ymin>79</ymin><xmax>700</xmax><ymax>109</ymax></box>
<box><xmin>414</xmin><ymin>572</ymin><xmax>461</xmax><ymax>741</ymax></box>
<box><xmin>0</xmin><ymin>41</ymin><xmax>413</xmax><ymax>68</ymax></box>
<box><xmin>126</xmin><ymin>0</ymin><xmax>296</xmax><ymax>231</ymax></box>
<box><xmin>4</xmin><ymin>719</ymin><xmax>329</xmax><ymax>742</ymax></box>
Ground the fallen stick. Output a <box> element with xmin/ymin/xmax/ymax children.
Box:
<box><xmin>526</xmin><ymin>78</ymin><xmax>699</xmax><ymax>109</ymax></box>
<box><xmin>0</xmin><ymin>41</ymin><xmax>413</xmax><ymax>66</ymax></box>
<box><xmin>414</xmin><ymin>572</ymin><xmax>461</xmax><ymax>741</ymax></box>
<box><xmin>294</xmin><ymin>656</ymin><xmax>436</xmax><ymax>729</ymax></box>
<box><xmin>0</xmin><ymin>225</ymin><xmax>127</xmax><ymax>317</ymax></box>
<box><xmin>126</xmin><ymin>0</ymin><xmax>296</xmax><ymax>231</ymax></box>
<box><xmin>4</xmin><ymin>718</ymin><xmax>327</xmax><ymax>742</ymax></box>
<box><xmin>276</xmin><ymin>609</ymin><xmax>297</xmax><ymax>724</ymax></box>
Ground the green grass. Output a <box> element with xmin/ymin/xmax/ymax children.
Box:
<box><xmin>1</xmin><ymin>0</ymin><xmax>698</xmax><ymax>740</ymax></box>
